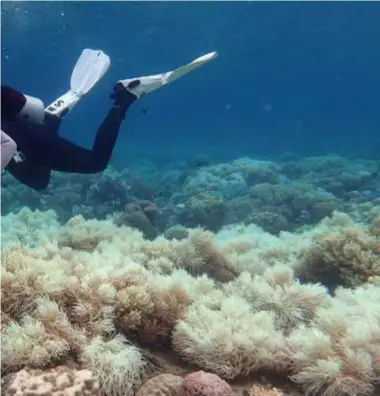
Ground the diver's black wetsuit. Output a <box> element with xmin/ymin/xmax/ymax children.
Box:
<box><xmin>2</xmin><ymin>86</ymin><xmax>136</xmax><ymax>191</ymax></box>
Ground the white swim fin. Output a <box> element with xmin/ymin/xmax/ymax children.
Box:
<box><xmin>45</xmin><ymin>48</ymin><xmax>111</xmax><ymax>117</ymax></box>
<box><xmin>115</xmin><ymin>51</ymin><xmax>218</xmax><ymax>98</ymax></box>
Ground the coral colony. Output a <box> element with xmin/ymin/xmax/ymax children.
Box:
<box><xmin>1</xmin><ymin>154</ymin><xmax>380</xmax><ymax>395</ymax></box>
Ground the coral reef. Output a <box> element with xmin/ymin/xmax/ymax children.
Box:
<box><xmin>1</xmin><ymin>152</ymin><xmax>380</xmax><ymax>396</ymax></box>
<box><xmin>2</xmin><ymin>154</ymin><xmax>379</xmax><ymax>236</ymax></box>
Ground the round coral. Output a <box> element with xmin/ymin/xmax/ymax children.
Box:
<box><xmin>181</xmin><ymin>371</ymin><xmax>233</xmax><ymax>396</ymax></box>
<box><xmin>136</xmin><ymin>373</ymin><xmax>184</xmax><ymax>396</ymax></box>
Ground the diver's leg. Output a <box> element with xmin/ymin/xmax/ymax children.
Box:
<box><xmin>26</xmin><ymin>76</ymin><xmax>171</xmax><ymax>174</ymax></box>
<box><xmin>30</xmin><ymin>88</ymin><xmax>137</xmax><ymax>174</ymax></box>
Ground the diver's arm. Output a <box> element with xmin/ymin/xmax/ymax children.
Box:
<box><xmin>1</xmin><ymin>131</ymin><xmax>17</xmax><ymax>170</ymax></box>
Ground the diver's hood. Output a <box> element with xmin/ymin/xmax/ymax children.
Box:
<box><xmin>1</xmin><ymin>85</ymin><xmax>45</xmax><ymax>124</ymax></box>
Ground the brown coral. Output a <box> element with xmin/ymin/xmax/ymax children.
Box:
<box><xmin>137</xmin><ymin>286</ymin><xmax>191</xmax><ymax>346</ymax></box>
<box><xmin>1</xmin><ymin>366</ymin><xmax>100</xmax><ymax>396</ymax></box>
<box><xmin>115</xmin><ymin>200</ymin><xmax>160</xmax><ymax>240</ymax></box>
<box><xmin>113</xmin><ymin>278</ymin><xmax>191</xmax><ymax>347</ymax></box>
<box><xmin>186</xmin><ymin>229</ymin><xmax>239</xmax><ymax>282</ymax></box>
<box><xmin>136</xmin><ymin>373</ymin><xmax>184</xmax><ymax>396</ymax></box>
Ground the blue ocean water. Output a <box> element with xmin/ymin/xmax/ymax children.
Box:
<box><xmin>2</xmin><ymin>0</ymin><xmax>380</xmax><ymax>165</ymax></box>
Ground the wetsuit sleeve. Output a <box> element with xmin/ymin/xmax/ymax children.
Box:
<box><xmin>1</xmin><ymin>131</ymin><xmax>17</xmax><ymax>170</ymax></box>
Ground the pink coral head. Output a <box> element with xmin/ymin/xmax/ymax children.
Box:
<box><xmin>181</xmin><ymin>371</ymin><xmax>233</xmax><ymax>396</ymax></box>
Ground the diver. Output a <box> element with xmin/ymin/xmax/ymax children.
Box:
<box><xmin>1</xmin><ymin>49</ymin><xmax>217</xmax><ymax>191</ymax></box>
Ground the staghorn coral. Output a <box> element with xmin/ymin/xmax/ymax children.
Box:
<box><xmin>136</xmin><ymin>373</ymin><xmax>184</xmax><ymax>396</ymax></box>
<box><xmin>1</xmin><ymin>366</ymin><xmax>100</xmax><ymax>396</ymax></box>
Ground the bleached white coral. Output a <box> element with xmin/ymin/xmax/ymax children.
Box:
<box><xmin>2</xmin><ymin>298</ymin><xmax>87</xmax><ymax>373</ymax></box>
<box><xmin>80</xmin><ymin>335</ymin><xmax>147</xmax><ymax>396</ymax></box>
<box><xmin>287</xmin><ymin>284</ymin><xmax>380</xmax><ymax>396</ymax></box>
<box><xmin>1</xmin><ymin>208</ymin><xmax>60</xmax><ymax>247</ymax></box>
<box><xmin>224</xmin><ymin>265</ymin><xmax>331</xmax><ymax>331</ymax></box>
<box><xmin>2</xmin><ymin>210</ymin><xmax>380</xmax><ymax>396</ymax></box>
<box><xmin>172</xmin><ymin>295</ymin><xmax>289</xmax><ymax>379</ymax></box>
